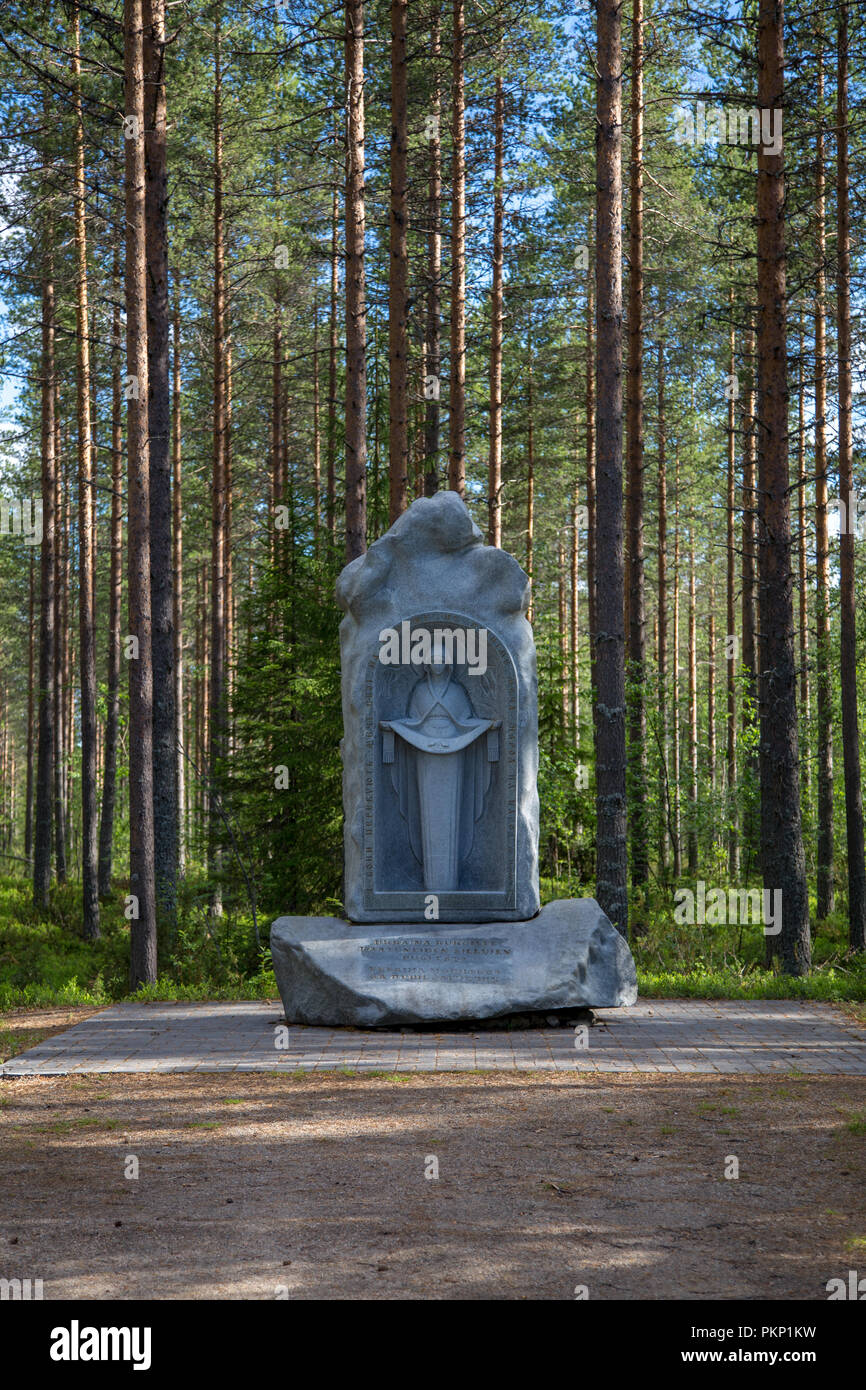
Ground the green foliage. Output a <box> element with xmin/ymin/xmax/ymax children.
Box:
<box><xmin>224</xmin><ymin>543</ymin><xmax>344</xmax><ymax>917</ymax></box>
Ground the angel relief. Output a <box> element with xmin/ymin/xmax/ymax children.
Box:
<box><xmin>380</xmin><ymin>659</ymin><xmax>501</xmax><ymax>892</ymax></box>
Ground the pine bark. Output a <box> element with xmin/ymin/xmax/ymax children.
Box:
<box><xmin>124</xmin><ymin>0</ymin><xmax>158</xmax><ymax>985</ymax></box>
<box><xmin>98</xmin><ymin>245</ymin><xmax>124</xmax><ymax>898</ymax></box>
<box><xmin>210</xmin><ymin>6</ymin><xmax>228</xmax><ymax>905</ymax></box>
<box><xmin>814</xmin><ymin>38</ymin><xmax>834</xmax><ymax>919</ymax></box>
<box><xmin>448</xmin><ymin>0</ymin><xmax>466</xmax><ymax>494</ymax></box>
<box><xmin>424</xmin><ymin>4</ymin><xmax>442</xmax><ymax>496</ymax></box>
<box><xmin>594</xmin><ymin>0</ymin><xmax>628</xmax><ymax>936</ymax></box>
<box><xmin>144</xmin><ymin>0</ymin><xmax>176</xmax><ymax>925</ymax></box>
<box><xmin>625</xmin><ymin>0</ymin><xmax>646</xmax><ymax>903</ymax></box>
<box><xmin>487</xmin><ymin>57</ymin><xmax>505</xmax><ymax>546</ymax></box>
<box><xmin>72</xmin><ymin>1</ymin><xmax>99</xmax><ymax>938</ymax></box>
<box><xmin>836</xmin><ymin>0</ymin><xmax>866</xmax><ymax>951</ymax></box>
<box><xmin>755</xmin><ymin>0</ymin><xmax>810</xmax><ymax>974</ymax></box>
<box><xmin>345</xmin><ymin>0</ymin><xmax>368</xmax><ymax>561</ymax></box>
<box><xmin>172</xmin><ymin>309</ymin><xmax>185</xmax><ymax>875</ymax></box>
<box><xmin>33</xmin><ymin>258</ymin><xmax>56</xmax><ymax>909</ymax></box>
<box><xmin>389</xmin><ymin>0</ymin><xmax>409</xmax><ymax>523</ymax></box>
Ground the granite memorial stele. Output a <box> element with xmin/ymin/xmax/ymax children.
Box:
<box><xmin>270</xmin><ymin>491</ymin><xmax>637</xmax><ymax>1027</ymax></box>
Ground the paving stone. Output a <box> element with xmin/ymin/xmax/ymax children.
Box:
<box><xmin>2</xmin><ymin>999</ymin><xmax>866</xmax><ymax>1075</ymax></box>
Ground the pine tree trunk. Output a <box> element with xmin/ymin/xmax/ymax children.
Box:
<box><xmin>210</xmin><ymin>5</ymin><xmax>228</xmax><ymax>908</ymax></box>
<box><xmin>625</xmin><ymin>0</ymin><xmax>646</xmax><ymax>906</ymax></box>
<box><xmin>836</xmin><ymin>0</ymin><xmax>866</xmax><ymax>951</ymax></box>
<box><xmin>72</xmin><ymin>1</ymin><xmax>99</xmax><ymax>938</ymax></box>
<box><xmin>487</xmin><ymin>56</ymin><xmax>505</xmax><ymax>546</ymax></box>
<box><xmin>594</xmin><ymin>0</ymin><xmax>628</xmax><ymax>936</ymax></box>
<box><xmin>585</xmin><ymin>281</ymin><xmax>596</xmax><ymax>739</ymax></box>
<box><xmin>313</xmin><ymin>299</ymin><xmax>322</xmax><ymax>552</ymax></box>
<box><xmin>755</xmin><ymin>0</ymin><xmax>810</xmax><ymax>974</ymax></box>
<box><xmin>25</xmin><ymin>548</ymin><xmax>35</xmax><ymax>864</ymax></box>
<box><xmin>814</xmin><ymin>37</ymin><xmax>834</xmax><ymax>920</ymax></box>
<box><xmin>741</xmin><ymin>328</ymin><xmax>759</xmax><ymax>873</ymax></box>
<box><xmin>726</xmin><ymin>305</ymin><xmax>739</xmax><ymax>876</ymax></box>
<box><xmin>33</xmin><ymin>257</ymin><xmax>56</xmax><ymax>909</ymax></box>
<box><xmin>172</xmin><ymin>308</ymin><xmax>185</xmax><ymax>876</ymax></box>
<box><xmin>424</xmin><ymin>3</ymin><xmax>442</xmax><ymax>496</ymax></box>
<box><xmin>526</xmin><ymin>349</ymin><xmax>534</xmax><ymax>622</ymax></box>
<box><xmin>144</xmin><ymin>0</ymin><xmax>176</xmax><ymax>927</ymax></box>
<box><xmin>672</xmin><ymin>445</ymin><xmax>681</xmax><ymax>877</ymax></box>
<box><xmin>796</xmin><ymin>310</ymin><xmax>809</xmax><ymax>794</ymax></box>
<box><xmin>327</xmin><ymin>182</ymin><xmax>339</xmax><ymax>546</ymax></box>
<box><xmin>124</xmin><ymin>0</ymin><xmax>158</xmax><ymax>985</ymax></box>
<box><xmin>448</xmin><ymin>0</ymin><xmax>466</xmax><ymax>494</ymax></box>
<box><xmin>687</xmin><ymin>528</ymin><xmax>698</xmax><ymax>874</ymax></box>
<box><xmin>388</xmin><ymin>0</ymin><xmax>409</xmax><ymax>523</ymax></box>
<box><xmin>657</xmin><ymin>341</ymin><xmax>668</xmax><ymax>875</ymax></box>
<box><xmin>98</xmin><ymin>244</ymin><xmax>124</xmax><ymax>899</ymax></box>
<box><xmin>53</xmin><ymin>422</ymin><xmax>67</xmax><ymax>885</ymax></box>
<box><xmin>345</xmin><ymin>0</ymin><xmax>368</xmax><ymax>561</ymax></box>
<box><xmin>570</xmin><ymin>477</ymin><xmax>580</xmax><ymax>734</ymax></box>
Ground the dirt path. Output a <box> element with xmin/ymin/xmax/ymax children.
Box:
<box><xmin>1</xmin><ymin>1069</ymin><xmax>863</xmax><ymax>1299</ymax></box>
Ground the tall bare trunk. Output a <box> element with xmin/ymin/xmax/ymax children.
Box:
<box><xmin>594</xmin><ymin>0</ymin><xmax>628</xmax><ymax>936</ymax></box>
<box><xmin>741</xmin><ymin>328</ymin><xmax>759</xmax><ymax>871</ymax></box>
<box><xmin>33</xmin><ymin>254</ymin><xmax>56</xmax><ymax>909</ymax></box>
<box><xmin>144</xmin><ymin>0</ymin><xmax>176</xmax><ymax>925</ymax></box>
<box><xmin>388</xmin><ymin>0</ymin><xmax>409</xmax><ymax>522</ymax></box>
<box><xmin>814</xmin><ymin>37</ymin><xmax>834</xmax><ymax>919</ymax></box>
<box><xmin>124</xmin><ymin>0</ymin><xmax>157</xmax><ymax>985</ymax></box>
<box><xmin>312</xmin><ymin>298</ymin><xmax>322</xmax><ymax>551</ymax></box>
<box><xmin>756</xmin><ymin>0</ymin><xmax>810</xmax><ymax>974</ymax></box>
<box><xmin>25</xmin><ymin>547</ymin><xmax>35</xmax><ymax>863</ymax></box>
<box><xmin>487</xmin><ymin>54</ymin><xmax>505</xmax><ymax>546</ymax></box>
<box><xmin>210</xmin><ymin>6</ymin><xmax>228</xmax><ymax>907</ymax></box>
<box><xmin>657</xmin><ymin>341</ymin><xmax>668</xmax><ymax>875</ymax></box>
<box><xmin>53</xmin><ymin>413</ymin><xmax>67</xmax><ymax>884</ymax></box>
<box><xmin>625</xmin><ymin>0</ymin><xmax>646</xmax><ymax>904</ymax></box>
<box><xmin>526</xmin><ymin>347</ymin><xmax>534</xmax><ymax>622</ymax></box>
<box><xmin>796</xmin><ymin>309</ymin><xmax>809</xmax><ymax>792</ymax></box>
<box><xmin>687</xmin><ymin>528</ymin><xmax>698</xmax><ymax>874</ymax></box>
<box><xmin>836</xmin><ymin>0</ymin><xmax>866</xmax><ymax>951</ymax></box>
<box><xmin>672</xmin><ymin>446</ymin><xmax>681</xmax><ymax>877</ymax></box>
<box><xmin>585</xmin><ymin>282</ymin><xmax>596</xmax><ymax>739</ymax></box>
<box><xmin>327</xmin><ymin>183</ymin><xmax>339</xmax><ymax>545</ymax></box>
<box><xmin>424</xmin><ymin>4</ymin><xmax>442</xmax><ymax>496</ymax></box>
<box><xmin>73</xmin><ymin>0</ymin><xmax>99</xmax><ymax>938</ymax></box>
<box><xmin>345</xmin><ymin>0</ymin><xmax>368</xmax><ymax>561</ymax></box>
<box><xmin>172</xmin><ymin>309</ymin><xmax>185</xmax><ymax>876</ymax></box>
<box><xmin>98</xmin><ymin>244</ymin><xmax>124</xmax><ymax>898</ymax></box>
<box><xmin>448</xmin><ymin>0</ymin><xmax>466</xmax><ymax>494</ymax></box>
<box><xmin>726</xmin><ymin>303</ymin><xmax>738</xmax><ymax>875</ymax></box>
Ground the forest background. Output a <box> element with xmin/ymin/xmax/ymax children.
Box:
<box><xmin>0</xmin><ymin>0</ymin><xmax>864</xmax><ymax>1017</ymax></box>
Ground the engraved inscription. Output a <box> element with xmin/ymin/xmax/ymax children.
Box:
<box><xmin>360</xmin><ymin>936</ymin><xmax>513</xmax><ymax>984</ymax></box>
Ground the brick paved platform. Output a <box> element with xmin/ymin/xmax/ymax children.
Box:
<box><xmin>3</xmin><ymin>999</ymin><xmax>866</xmax><ymax>1075</ymax></box>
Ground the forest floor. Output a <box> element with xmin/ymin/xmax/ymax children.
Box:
<box><xmin>1</xmin><ymin>1060</ymin><xmax>864</xmax><ymax>1299</ymax></box>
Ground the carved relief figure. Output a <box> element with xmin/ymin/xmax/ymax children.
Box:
<box><xmin>380</xmin><ymin>660</ymin><xmax>501</xmax><ymax>891</ymax></box>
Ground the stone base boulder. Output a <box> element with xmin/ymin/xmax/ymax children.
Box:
<box><xmin>269</xmin><ymin>898</ymin><xmax>637</xmax><ymax>1028</ymax></box>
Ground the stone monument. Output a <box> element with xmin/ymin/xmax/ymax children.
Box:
<box><xmin>270</xmin><ymin>492</ymin><xmax>637</xmax><ymax>1026</ymax></box>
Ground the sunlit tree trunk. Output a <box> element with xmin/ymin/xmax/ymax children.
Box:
<box><xmin>756</xmin><ymin>0</ymin><xmax>810</xmax><ymax>974</ymax></box>
<box><xmin>389</xmin><ymin>0</ymin><xmax>409</xmax><ymax>522</ymax></box>
<box><xmin>836</xmin><ymin>0</ymin><xmax>866</xmax><ymax>951</ymax></box>
<box><xmin>448</xmin><ymin>0</ymin><xmax>466</xmax><ymax>494</ymax></box>
<box><xmin>125</xmin><ymin>0</ymin><xmax>158</xmax><ymax>984</ymax></box>
<box><xmin>345</xmin><ymin>0</ymin><xmax>368</xmax><ymax>561</ymax></box>
<box><xmin>594</xmin><ymin>0</ymin><xmax>628</xmax><ymax>936</ymax></box>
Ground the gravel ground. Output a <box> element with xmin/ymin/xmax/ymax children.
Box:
<box><xmin>1</xmin><ymin>1066</ymin><xmax>864</xmax><ymax>1300</ymax></box>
